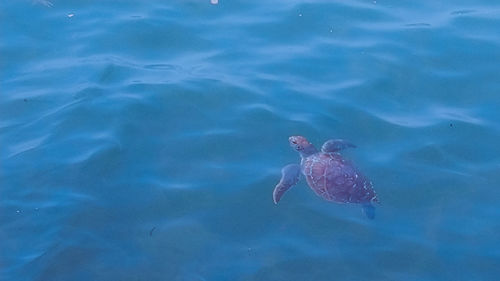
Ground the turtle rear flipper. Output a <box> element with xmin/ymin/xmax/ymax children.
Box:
<box><xmin>362</xmin><ymin>204</ymin><xmax>375</xmax><ymax>219</ymax></box>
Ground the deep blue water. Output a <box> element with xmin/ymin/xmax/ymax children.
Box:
<box><xmin>1</xmin><ymin>0</ymin><xmax>500</xmax><ymax>280</ymax></box>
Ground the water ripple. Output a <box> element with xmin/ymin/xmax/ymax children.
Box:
<box><xmin>2</xmin><ymin>0</ymin><xmax>500</xmax><ymax>280</ymax></box>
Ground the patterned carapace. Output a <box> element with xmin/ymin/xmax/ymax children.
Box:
<box><xmin>273</xmin><ymin>136</ymin><xmax>379</xmax><ymax>219</ymax></box>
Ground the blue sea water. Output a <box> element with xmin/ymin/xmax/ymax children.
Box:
<box><xmin>1</xmin><ymin>0</ymin><xmax>500</xmax><ymax>280</ymax></box>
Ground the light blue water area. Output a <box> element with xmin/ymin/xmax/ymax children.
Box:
<box><xmin>1</xmin><ymin>0</ymin><xmax>500</xmax><ymax>280</ymax></box>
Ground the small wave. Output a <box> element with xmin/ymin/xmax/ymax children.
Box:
<box><xmin>143</xmin><ymin>63</ymin><xmax>182</xmax><ymax>71</ymax></box>
<box><xmin>6</xmin><ymin>135</ymin><xmax>49</xmax><ymax>159</ymax></box>
<box><xmin>368</xmin><ymin>105</ymin><xmax>485</xmax><ymax>128</ymax></box>
<box><xmin>404</xmin><ymin>23</ymin><xmax>431</xmax><ymax>28</ymax></box>
<box><xmin>450</xmin><ymin>9</ymin><xmax>476</xmax><ymax>16</ymax></box>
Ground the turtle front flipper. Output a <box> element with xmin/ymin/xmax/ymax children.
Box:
<box><xmin>321</xmin><ymin>139</ymin><xmax>356</xmax><ymax>153</ymax></box>
<box><xmin>273</xmin><ymin>164</ymin><xmax>301</xmax><ymax>204</ymax></box>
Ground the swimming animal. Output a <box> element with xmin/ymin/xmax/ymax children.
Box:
<box><xmin>273</xmin><ymin>136</ymin><xmax>379</xmax><ymax>219</ymax></box>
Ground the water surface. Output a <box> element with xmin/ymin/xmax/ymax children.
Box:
<box><xmin>1</xmin><ymin>0</ymin><xmax>500</xmax><ymax>280</ymax></box>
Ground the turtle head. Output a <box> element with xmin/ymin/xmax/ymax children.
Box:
<box><xmin>289</xmin><ymin>136</ymin><xmax>317</xmax><ymax>157</ymax></box>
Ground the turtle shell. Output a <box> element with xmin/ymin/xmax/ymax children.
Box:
<box><xmin>302</xmin><ymin>152</ymin><xmax>378</xmax><ymax>204</ymax></box>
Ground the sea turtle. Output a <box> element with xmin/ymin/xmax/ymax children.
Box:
<box><xmin>273</xmin><ymin>136</ymin><xmax>379</xmax><ymax>219</ymax></box>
